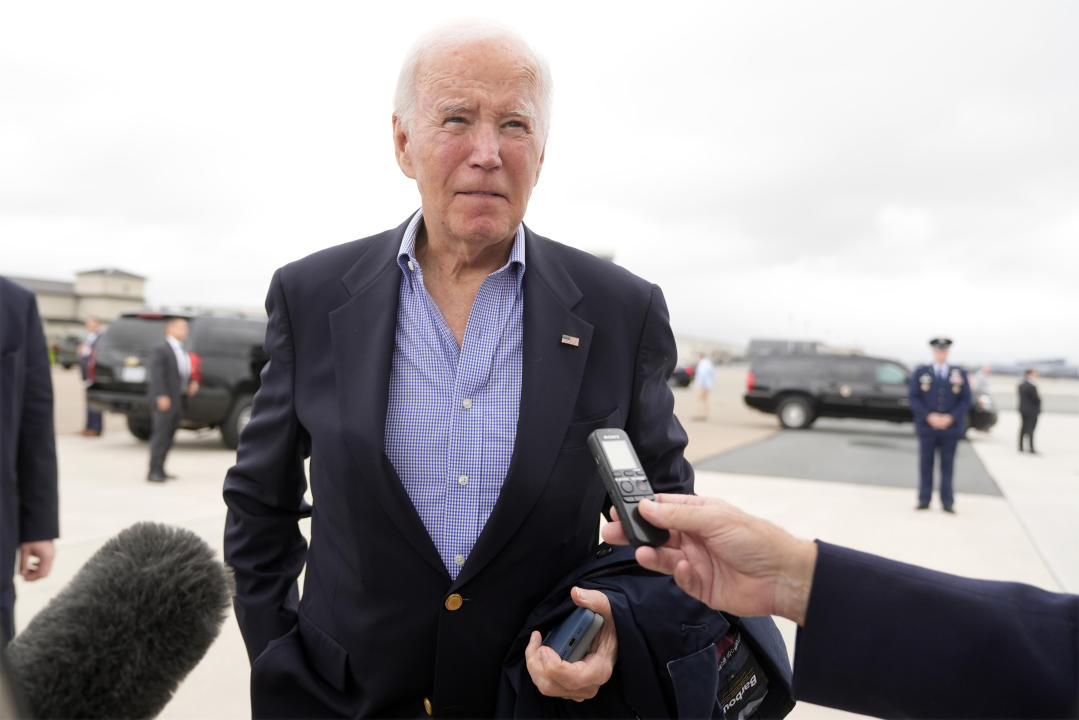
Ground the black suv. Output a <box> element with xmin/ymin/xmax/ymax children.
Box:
<box><xmin>743</xmin><ymin>353</ymin><xmax>998</xmax><ymax>431</ymax></box>
<box><xmin>87</xmin><ymin>312</ymin><xmax>268</xmax><ymax>448</ymax></box>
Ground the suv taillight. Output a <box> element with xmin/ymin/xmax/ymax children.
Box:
<box><xmin>189</xmin><ymin>352</ymin><xmax>202</xmax><ymax>384</ymax></box>
<box><xmin>746</xmin><ymin>371</ymin><xmax>755</xmax><ymax>392</ymax></box>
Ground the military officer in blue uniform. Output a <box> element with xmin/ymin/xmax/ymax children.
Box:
<box><xmin>908</xmin><ymin>337</ymin><xmax>972</xmax><ymax>513</ymax></box>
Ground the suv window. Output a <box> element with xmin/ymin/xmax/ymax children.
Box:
<box><xmin>829</xmin><ymin>358</ymin><xmax>873</xmax><ymax>381</ymax></box>
<box><xmin>97</xmin><ymin>317</ymin><xmax>168</xmax><ymax>352</ymax></box>
<box><xmin>875</xmin><ymin>362</ymin><xmax>907</xmax><ymax>385</ymax></box>
<box><xmin>191</xmin><ymin>319</ymin><xmax>265</xmax><ymax>356</ymax></box>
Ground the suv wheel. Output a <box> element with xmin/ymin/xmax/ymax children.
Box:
<box><xmin>222</xmin><ymin>394</ymin><xmax>254</xmax><ymax>450</ymax></box>
<box><xmin>127</xmin><ymin>415</ymin><xmax>152</xmax><ymax>441</ymax></box>
<box><xmin>777</xmin><ymin>396</ymin><xmax>814</xmax><ymax>429</ymax></box>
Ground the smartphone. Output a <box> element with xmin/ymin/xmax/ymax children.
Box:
<box><xmin>542</xmin><ymin>606</ymin><xmax>604</xmax><ymax>662</ymax></box>
<box><xmin>587</xmin><ymin>428</ymin><xmax>670</xmax><ymax>547</ymax></box>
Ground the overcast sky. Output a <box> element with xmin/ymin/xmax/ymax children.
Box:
<box><xmin>3</xmin><ymin>1</ymin><xmax>1077</xmax><ymax>366</ymax></box>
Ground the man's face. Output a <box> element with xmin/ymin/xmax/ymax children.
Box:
<box><xmin>932</xmin><ymin>347</ymin><xmax>949</xmax><ymax>365</ymax></box>
<box><xmin>86</xmin><ymin>318</ymin><xmax>100</xmax><ymax>333</ymax></box>
<box><xmin>394</xmin><ymin>40</ymin><xmax>546</xmax><ymax>250</ymax></box>
<box><xmin>167</xmin><ymin>319</ymin><xmax>189</xmax><ymax>342</ymax></box>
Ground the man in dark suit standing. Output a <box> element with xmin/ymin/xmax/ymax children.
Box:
<box><xmin>908</xmin><ymin>337</ymin><xmax>972</xmax><ymax>513</ymax></box>
<box><xmin>1018</xmin><ymin>369</ymin><xmax>1041</xmax><ymax>453</ymax></box>
<box><xmin>223</xmin><ymin>22</ymin><xmax>693</xmax><ymax>718</ymax></box>
<box><xmin>147</xmin><ymin>317</ymin><xmax>198</xmax><ymax>483</ymax></box>
<box><xmin>78</xmin><ymin>316</ymin><xmax>103</xmax><ymax>437</ymax></box>
<box><xmin>0</xmin><ymin>277</ymin><xmax>59</xmax><ymax>643</ymax></box>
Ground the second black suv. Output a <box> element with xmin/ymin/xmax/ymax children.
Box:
<box><xmin>87</xmin><ymin>312</ymin><xmax>268</xmax><ymax>448</ymax></box>
<box><xmin>743</xmin><ymin>353</ymin><xmax>998</xmax><ymax>432</ymax></box>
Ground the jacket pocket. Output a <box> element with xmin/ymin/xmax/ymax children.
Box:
<box><xmin>667</xmin><ymin>642</ymin><xmax>722</xmax><ymax>718</ymax></box>
<box><xmin>298</xmin><ymin>612</ymin><xmax>350</xmax><ymax>694</ymax></box>
<box><xmin>561</xmin><ymin>407</ymin><xmax>623</xmax><ymax>449</ymax></box>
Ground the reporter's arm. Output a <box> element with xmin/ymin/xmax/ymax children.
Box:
<box><xmin>606</xmin><ymin>495</ymin><xmax>1079</xmax><ymax>719</ymax></box>
<box><xmin>794</xmin><ymin>543</ymin><xmax>1079</xmax><ymax>719</ymax></box>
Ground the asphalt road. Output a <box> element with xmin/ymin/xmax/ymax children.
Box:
<box><xmin>697</xmin><ymin>417</ymin><xmax>1001</xmax><ymax>496</ymax></box>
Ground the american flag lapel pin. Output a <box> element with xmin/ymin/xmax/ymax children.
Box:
<box><xmin>560</xmin><ymin>334</ymin><xmax>580</xmax><ymax>347</ymax></box>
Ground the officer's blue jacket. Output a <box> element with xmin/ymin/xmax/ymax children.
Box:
<box><xmin>498</xmin><ymin>544</ymin><xmax>795</xmax><ymax>718</ymax></box>
<box><xmin>908</xmin><ymin>364</ymin><xmax>972</xmax><ymax>437</ymax></box>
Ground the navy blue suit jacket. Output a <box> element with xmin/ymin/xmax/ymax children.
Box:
<box><xmin>0</xmin><ymin>278</ymin><xmax>59</xmax><ymax>633</ymax></box>
<box><xmin>794</xmin><ymin>543</ymin><xmax>1079</xmax><ymax>718</ymax></box>
<box><xmin>908</xmin><ymin>365</ymin><xmax>972</xmax><ymax>438</ymax></box>
<box><xmin>222</xmin><ymin>220</ymin><xmax>694</xmax><ymax>718</ymax></box>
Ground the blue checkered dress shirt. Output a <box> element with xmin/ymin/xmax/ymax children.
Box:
<box><xmin>385</xmin><ymin>210</ymin><xmax>525</xmax><ymax>578</ymax></box>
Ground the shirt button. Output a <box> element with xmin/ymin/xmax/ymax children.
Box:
<box><xmin>454</xmin><ymin>554</ymin><xmax>465</xmax><ymax>566</ymax></box>
<box><xmin>407</xmin><ymin>260</ymin><xmax>416</xmax><ymax>271</ymax></box>
<box><xmin>458</xmin><ymin>475</ymin><xmax>469</xmax><ymax>486</ymax></box>
<box><xmin>461</xmin><ymin>398</ymin><xmax>472</xmax><ymax>409</ymax></box>
<box><xmin>444</xmin><ymin>593</ymin><xmax>464</xmax><ymax>611</ymax></box>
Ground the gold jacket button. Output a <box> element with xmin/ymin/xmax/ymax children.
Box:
<box><xmin>444</xmin><ymin>593</ymin><xmax>464</xmax><ymax>611</ymax></box>
<box><xmin>423</xmin><ymin>697</ymin><xmax>433</xmax><ymax>716</ymax></box>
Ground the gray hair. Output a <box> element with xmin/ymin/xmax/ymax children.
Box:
<box><xmin>393</xmin><ymin>21</ymin><xmax>553</xmax><ymax>138</ymax></box>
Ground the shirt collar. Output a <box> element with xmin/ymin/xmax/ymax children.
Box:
<box><xmin>396</xmin><ymin>209</ymin><xmax>526</xmax><ymax>293</ymax></box>
<box><xmin>166</xmin><ymin>335</ymin><xmax>184</xmax><ymax>351</ymax></box>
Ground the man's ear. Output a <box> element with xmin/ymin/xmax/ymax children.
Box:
<box><xmin>393</xmin><ymin>114</ymin><xmax>415</xmax><ymax>179</ymax></box>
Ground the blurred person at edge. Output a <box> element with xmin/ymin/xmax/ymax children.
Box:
<box><xmin>1018</xmin><ymin>369</ymin><xmax>1041</xmax><ymax>454</ymax></box>
<box><xmin>908</xmin><ymin>337</ymin><xmax>971</xmax><ymax>513</ymax></box>
<box><xmin>222</xmin><ymin>21</ymin><xmax>692</xmax><ymax>718</ymax></box>
<box><xmin>0</xmin><ymin>277</ymin><xmax>59</xmax><ymax>644</ymax></box>
<box><xmin>692</xmin><ymin>352</ymin><xmax>715</xmax><ymax>421</ymax></box>
<box><xmin>603</xmin><ymin>494</ymin><xmax>1079</xmax><ymax>719</ymax></box>
<box><xmin>970</xmin><ymin>363</ymin><xmax>992</xmax><ymax>395</ymax></box>
<box><xmin>78</xmin><ymin>316</ymin><xmax>103</xmax><ymax>437</ymax></box>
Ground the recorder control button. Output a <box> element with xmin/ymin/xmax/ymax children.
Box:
<box><xmin>620</xmin><ymin>481</ymin><xmax>634</xmax><ymax>494</ymax></box>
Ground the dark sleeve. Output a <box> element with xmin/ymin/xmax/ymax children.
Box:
<box><xmin>223</xmin><ymin>268</ymin><xmax>312</xmax><ymax>662</ymax></box>
<box><xmin>147</xmin><ymin>345</ymin><xmax>166</xmax><ymax>400</ymax></box>
<box><xmin>908</xmin><ymin>369</ymin><xmax>928</xmax><ymax>422</ymax></box>
<box><xmin>792</xmin><ymin>542</ymin><xmax>1079</xmax><ymax>718</ymax></box>
<box><xmin>950</xmin><ymin>368</ymin><xmax>973</xmax><ymax>423</ymax></box>
<box><xmin>16</xmin><ymin>295</ymin><xmax>59</xmax><ymax>543</ymax></box>
<box><xmin>625</xmin><ymin>284</ymin><xmax>693</xmax><ymax>495</ymax></box>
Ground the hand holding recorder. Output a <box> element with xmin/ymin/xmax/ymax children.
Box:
<box><xmin>601</xmin><ymin>494</ymin><xmax>817</xmax><ymax>626</ymax></box>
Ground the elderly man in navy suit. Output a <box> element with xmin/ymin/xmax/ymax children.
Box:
<box><xmin>0</xmin><ymin>277</ymin><xmax>59</xmax><ymax>644</ymax></box>
<box><xmin>908</xmin><ymin>337</ymin><xmax>972</xmax><ymax>513</ymax></box>
<box><xmin>223</xmin><ymin>22</ymin><xmax>693</xmax><ymax>718</ymax></box>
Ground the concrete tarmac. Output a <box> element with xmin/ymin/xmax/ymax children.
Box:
<box><xmin>12</xmin><ymin>365</ymin><xmax>1078</xmax><ymax>719</ymax></box>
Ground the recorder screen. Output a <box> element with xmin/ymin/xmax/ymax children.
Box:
<box><xmin>602</xmin><ymin>438</ymin><xmax>638</xmax><ymax>471</ymax></box>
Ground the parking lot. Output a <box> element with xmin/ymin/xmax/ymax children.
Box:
<box><xmin>15</xmin><ymin>364</ymin><xmax>1079</xmax><ymax>719</ymax></box>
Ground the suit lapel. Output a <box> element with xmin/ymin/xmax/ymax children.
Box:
<box><xmin>328</xmin><ymin>226</ymin><xmax>448</xmax><ymax>578</ymax></box>
<box><xmin>456</xmin><ymin>230</ymin><xmax>594</xmax><ymax>588</ymax></box>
